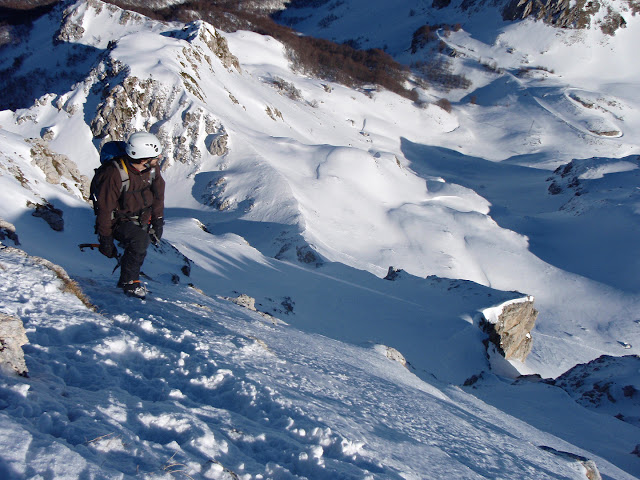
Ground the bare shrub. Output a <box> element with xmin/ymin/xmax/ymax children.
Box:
<box><xmin>410</xmin><ymin>23</ymin><xmax>461</xmax><ymax>54</ymax></box>
<box><xmin>318</xmin><ymin>13</ymin><xmax>338</xmax><ymax>28</ymax></box>
<box><xmin>267</xmin><ymin>76</ymin><xmax>302</xmax><ymax>101</ymax></box>
<box><xmin>412</xmin><ymin>58</ymin><xmax>472</xmax><ymax>91</ymax></box>
<box><xmin>435</xmin><ymin>98</ymin><xmax>452</xmax><ymax>112</ymax></box>
<box><xmin>285</xmin><ymin>37</ymin><xmax>417</xmax><ymax>100</ymax></box>
<box><xmin>411</xmin><ymin>25</ymin><xmax>438</xmax><ymax>53</ymax></box>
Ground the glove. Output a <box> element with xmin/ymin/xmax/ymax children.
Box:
<box><xmin>150</xmin><ymin>218</ymin><xmax>163</xmax><ymax>246</ymax></box>
<box><xmin>98</xmin><ymin>235</ymin><xmax>117</xmax><ymax>258</ymax></box>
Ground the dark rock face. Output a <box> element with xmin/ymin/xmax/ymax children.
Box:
<box><xmin>502</xmin><ymin>0</ymin><xmax>631</xmax><ymax>35</ymax></box>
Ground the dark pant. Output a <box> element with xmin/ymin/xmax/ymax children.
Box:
<box><xmin>113</xmin><ymin>221</ymin><xmax>150</xmax><ymax>285</ymax></box>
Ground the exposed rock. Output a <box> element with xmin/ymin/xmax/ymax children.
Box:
<box><xmin>29</xmin><ymin>202</ymin><xmax>64</xmax><ymax>232</ymax></box>
<box><xmin>66</xmin><ymin>10</ymin><xmax>237</xmax><ymax>169</ymax></box>
<box><xmin>166</xmin><ymin>21</ymin><xmax>241</xmax><ymax>72</ymax></box>
<box><xmin>202</xmin><ymin>176</ymin><xmax>232</xmax><ymax>210</ymax></box>
<box><xmin>56</xmin><ymin>4</ymin><xmax>85</xmax><ymax>44</ymax></box>
<box><xmin>27</xmin><ymin>138</ymin><xmax>90</xmax><ymax>200</ymax></box>
<box><xmin>0</xmin><ymin>313</ymin><xmax>29</xmax><ymax>377</ymax></box>
<box><xmin>0</xmin><ymin>22</ymin><xmax>16</xmax><ymax>48</ymax></box>
<box><xmin>197</xmin><ymin>23</ymin><xmax>241</xmax><ymax>72</ymax></box>
<box><xmin>384</xmin><ymin>346</ymin><xmax>407</xmax><ymax>367</ymax></box>
<box><xmin>502</xmin><ymin>0</ymin><xmax>629</xmax><ymax>35</ymax></box>
<box><xmin>90</xmin><ymin>75</ymin><xmax>178</xmax><ymax>144</ymax></box>
<box><xmin>552</xmin><ymin>354</ymin><xmax>640</xmax><ymax>427</ymax></box>
<box><xmin>206</xmin><ymin>129</ymin><xmax>229</xmax><ymax>156</ymax></box>
<box><xmin>546</xmin><ymin>155</ymin><xmax>639</xmax><ymax>214</ymax></box>
<box><xmin>0</xmin><ymin>153</ymin><xmax>31</xmax><ymax>192</ymax></box>
<box><xmin>384</xmin><ymin>266</ymin><xmax>406</xmax><ymax>281</ymax></box>
<box><xmin>41</xmin><ymin>127</ymin><xmax>56</xmax><ymax>141</ymax></box>
<box><xmin>296</xmin><ymin>245</ymin><xmax>320</xmax><ymax>264</ymax></box>
<box><xmin>480</xmin><ymin>296</ymin><xmax>538</xmax><ymax>361</ymax></box>
<box><xmin>90</xmin><ymin>62</ymin><xmax>228</xmax><ymax>167</ymax></box>
<box><xmin>432</xmin><ymin>0</ymin><xmax>453</xmax><ymax>8</ymax></box>
<box><xmin>273</xmin><ymin>236</ymin><xmax>323</xmax><ymax>267</ymax></box>
<box><xmin>280</xmin><ymin>296</ymin><xmax>295</xmax><ymax>314</ymax></box>
<box><xmin>538</xmin><ymin>446</ymin><xmax>602</xmax><ymax>480</ymax></box>
<box><xmin>266</xmin><ymin>105</ymin><xmax>284</xmax><ymax>121</ymax></box>
<box><xmin>223</xmin><ymin>293</ymin><xmax>284</xmax><ymax>325</ymax></box>
<box><xmin>0</xmin><ymin>218</ymin><xmax>20</xmax><ymax>245</ymax></box>
<box><xmin>230</xmin><ymin>293</ymin><xmax>257</xmax><ymax>311</ymax></box>
<box><xmin>547</xmin><ymin>180</ymin><xmax>563</xmax><ymax>195</ymax></box>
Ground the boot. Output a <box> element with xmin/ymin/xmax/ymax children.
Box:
<box><xmin>121</xmin><ymin>280</ymin><xmax>147</xmax><ymax>299</ymax></box>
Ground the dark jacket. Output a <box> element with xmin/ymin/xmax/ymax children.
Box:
<box><xmin>95</xmin><ymin>158</ymin><xmax>165</xmax><ymax>237</ymax></box>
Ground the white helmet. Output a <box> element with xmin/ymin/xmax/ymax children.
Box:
<box><xmin>125</xmin><ymin>132</ymin><xmax>163</xmax><ymax>160</ymax></box>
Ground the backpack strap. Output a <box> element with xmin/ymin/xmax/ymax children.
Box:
<box><xmin>115</xmin><ymin>158</ymin><xmax>130</xmax><ymax>193</ymax></box>
<box><xmin>113</xmin><ymin>161</ymin><xmax>157</xmax><ymax>225</ymax></box>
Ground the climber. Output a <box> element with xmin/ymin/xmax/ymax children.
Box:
<box><xmin>91</xmin><ymin>132</ymin><xmax>165</xmax><ymax>299</ymax></box>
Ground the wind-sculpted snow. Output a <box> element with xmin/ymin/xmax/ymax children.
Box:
<box><xmin>1</xmin><ymin>244</ymin><xmax>633</xmax><ymax>479</ymax></box>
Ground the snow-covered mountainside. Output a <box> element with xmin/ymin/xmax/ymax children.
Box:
<box><xmin>554</xmin><ymin>354</ymin><xmax>640</xmax><ymax>428</ymax></box>
<box><xmin>0</xmin><ymin>0</ymin><xmax>639</xmax><ymax>477</ymax></box>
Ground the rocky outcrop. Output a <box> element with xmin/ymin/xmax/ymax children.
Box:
<box><xmin>223</xmin><ymin>293</ymin><xmax>283</xmax><ymax>325</ymax></box>
<box><xmin>52</xmin><ymin>3</ymin><xmax>238</xmax><ymax>170</ymax></box>
<box><xmin>385</xmin><ymin>267</ymin><xmax>538</xmax><ymax>365</ymax></box>
<box><xmin>546</xmin><ymin>155</ymin><xmax>639</xmax><ymax>216</ymax></box>
<box><xmin>229</xmin><ymin>293</ymin><xmax>258</xmax><ymax>310</ymax></box>
<box><xmin>27</xmin><ymin>138</ymin><xmax>90</xmax><ymax>200</ymax></box>
<box><xmin>90</xmin><ymin>74</ymin><xmax>179</xmax><ymax>145</ymax></box>
<box><xmin>538</xmin><ymin>446</ymin><xmax>602</xmax><ymax>480</ymax></box>
<box><xmin>383</xmin><ymin>345</ymin><xmax>408</xmax><ymax>367</ymax></box>
<box><xmin>206</xmin><ymin>129</ymin><xmax>229</xmax><ymax>156</ymax></box>
<box><xmin>202</xmin><ymin>175</ymin><xmax>232</xmax><ymax>210</ymax></box>
<box><xmin>29</xmin><ymin>201</ymin><xmax>64</xmax><ymax>232</ymax></box>
<box><xmin>0</xmin><ymin>313</ymin><xmax>29</xmax><ymax>377</ymax></box>
<box><xmin>502</xmin><ymin>0</ymin><xmax>630</xmax><ymax>35</ymax></box>
<box><xmin>552</xmin><ymin>354</ymin><xmax>640</xmax><ymax>427</ymax></box>
<box><xmin>480</xmin><ymin>296</ymin><xmax>538</xmax><ymax>361</ymax></box>
<box><xmin>88</xmin><ymin>26</ymin><xmax>232</xmax><ymax>166</ymax></box>
<box><xmin>195</xmin><ymin>23</ymin><xmax>241</xmax><ymax>72</ymax></box>
<box><xmin>384</xmin><ymin>266</ymin><xmax>406</xmax><ymax>281</ymax></box>
<box><xmin>56</xmin><ymin>3</ymin><xmax>85</xmax><ymax>44</ymax></box>
<box><xmin>0</xmin><ymin>218</ymin><xmax>20</xmax><ymax>245</ymax></box>
<box><xmin>274</xmin><ymin>236</ymin><xmax>323</xmax><ymax>267</ymax></box>
<box><xmin>178</xmin><ymin>107</ymin><xmax>228</xmax><ymax>163</ymax></box>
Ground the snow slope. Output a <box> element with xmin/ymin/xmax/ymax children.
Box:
<box><xmin>0</xmin><ymin>0</ymin><xmax>639</xmax><ymax>477</ymax></box>
<box><xmin>0</xmin><ymin>241</ymin><xmax>637</xmax><ymax>479</ymax></box>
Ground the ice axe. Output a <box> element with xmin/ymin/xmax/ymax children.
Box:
<box><xmin>78</xmin><ymin>243</ymin><xmax>122</xmax><ymax>274</ymax></box>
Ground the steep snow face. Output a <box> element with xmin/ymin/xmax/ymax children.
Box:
<box><xmin>4</xmin><ymin>244</ymin><xmax>634</xmax><ymax>480</ymax></box>
<box><xmin>1</xmin><ymin>0</ymin><xmax>640</xmax><ymax>389</ymax></box>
